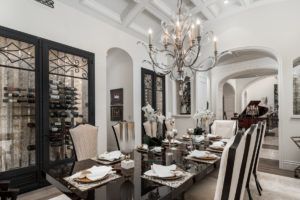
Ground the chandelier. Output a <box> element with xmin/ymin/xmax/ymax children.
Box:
<box><xmin>138</xmin><ymin>0</ymin><xmax>230</xmax><ymax>83</ymax></box>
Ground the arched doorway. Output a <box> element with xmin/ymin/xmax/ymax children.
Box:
<box><xmin>223</xmin><ymin>82</ymin><xmax>235</xmax><ymax>119</ymax></box>
<box><xmin>106</xmin><ymin>48</ymin><xmax>133</xmax><ymax>151</ymax></box>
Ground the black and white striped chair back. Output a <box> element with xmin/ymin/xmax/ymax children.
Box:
<box><xmin>253</xmin><ymin>121</ymin><xmax>266</xmax><ymax>174</ymax></box>
<box><xmin>236</xmin><ymin>124</ymin><xmax>259</xmax><ymax>200</ymax></box>
<box><xmin>214</xmin><ymin>124</ymin><xmax>258</xmax><ymax>200</ymax></box>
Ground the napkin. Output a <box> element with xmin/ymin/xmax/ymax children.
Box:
<box><xmin>210</xmin><ymin>141</ymin><xmax>225</xmax><ymax>148</ymax></box>
<box><xmin>71</xmin><ymin>166</ymin><xmax>112</xmax><ymax>181</ymax></box>
<box><xmin>163</xmin><ymin>139</ymin><xmax>182</xmax><ymax>144</ymax></box>
<box><xmin>145</xmin><ymin>164</ymin><xmax>177</xmax><ymax>178</ymax></box>
<box><xmin>98</xmin><ymin>151</ymin><xmax>122</xmax><ymax>161</ymax></box>
<box><xmin>189</xmin><ymin>150</ymin><xmax>217</xmax><ymax>159</ymax></box>
<box><xmin>207</xmin><ymin>134</ymin><xmax>218</xmax><ymax>138</ymax></box>
<box><xmin>194</xmin><ymin>135</ymin><xmax>204</xmax><ymax>143</ymax></box>
<box><xmin>151</xmin><ymin>146</ymin><xmax>162</xmax><ymax>153</ymax></box>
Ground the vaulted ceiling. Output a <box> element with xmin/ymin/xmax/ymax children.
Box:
<box><xmin>58</xmin><ymin>0</ymin><xmax>277</xmax><ymax>41</ymax></box>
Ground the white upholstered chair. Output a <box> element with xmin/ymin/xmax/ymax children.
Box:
<box><xmin>143</xmin><ymin>121</ymin><xmax>157</xmax><ymax>137</ymax></box>
<box><xmin>185</xmin><ymin>124</ymin><xmax>258</xmax><ymax>200</ymax></box>
<box><xmin>69</xmin><ymin>124</ymin><xmax>98</xmax><ymax>161</ymax></box>
<box><xmin>211</xmin><ymin>120</ymin><xmax>237</xmax><ymax>138</ymax></box>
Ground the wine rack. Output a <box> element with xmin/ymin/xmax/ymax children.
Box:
<box><xmin>45</xmin><ymin>44</ymin><xmax>94</xmax><ymax>165</ymax></box>
<box><xmin>0</xmin><ymin>26</ymin><xmax>95</xmax><ymax>192</ymax></box>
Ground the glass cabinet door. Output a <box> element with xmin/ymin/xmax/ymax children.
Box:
<box><xmin>47</xmin><ymin>49</ymin><xmax>89</xmax><ymax>163</ymax></box>
<box><xmin>0</xmin><ymin>35</ymin><xmax>37</xmax><ymax>172</ymax></box>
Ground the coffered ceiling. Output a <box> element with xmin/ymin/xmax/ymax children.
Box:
<box><xmin>58</xmin><ymin>0</ymin><xmax>279</xmax><ymax>41</ymax></box>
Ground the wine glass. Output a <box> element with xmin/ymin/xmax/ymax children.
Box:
<box><xmin>166</xmin><ymin>131</ymin><xmax>173</xmax><ymax>149</ymax></box>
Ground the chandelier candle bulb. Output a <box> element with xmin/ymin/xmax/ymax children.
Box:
<box><xmin>213</xmin><ymin>37</ymin><xmax>218</xmax><ymax>52</ymax></box>
<box><xmin>148</xmin><ymin>29</ymin><xmax>152</xmax><ymax>45</ymax></box>
<box><xmin>196</xmin><ymin>19</ymin><xmax>201</xmax><ymax>37</ymax></box>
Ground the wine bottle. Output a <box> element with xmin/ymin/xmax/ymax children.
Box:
<box><xmin>27</xmin><ymin>122</ymin><xmax>35</xmax><ymax>128</ymax></box>
<box><xmin>50</xmin><ymin>89</ymin><xmax>59</xmax><ymax>95</ymax></box>
<box><xmin>28</xmin><ymin>99</ymin><xmax>35</xmax><ymax>103</ymax></box>
<box><xmin>4</xmin><ymin>92</ymin><xmax>19</xmax><ymax>97</ymax></box>
<box><xmin>49</xmin><ymin>126</ymin><xmax>59</xmax><ymax>132</ymax></box>
<box><xmin>50</xmin><ymin>94</ymin><xmax>60</xmax><ymax>100</ymax></box>
<box><xmin>27</xmin><ymin>93</ymin><xmax>35</xmax><ymax>98</ymax></box>
<box><xmin>3</xmin><ymin>87</ymin><xmax>26</xmax><ymax>92</ymax></box>
<box><xmin>3</xmin><ymin>99</ymin><xmax>17</xmax><ymax>103</ymax></box>
<box><xmin>49</xmin><ymin>84</ymin><xmax>58</xmax><ymax>89</ymax></box>
<box><xmin>49</xmin><ymin>80</ymin><xmax>61</xmax><ymax>85</ymax></box>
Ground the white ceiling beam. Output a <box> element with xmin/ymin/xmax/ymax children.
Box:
<box><xmin>145</xmin><ymin>4</ymin><xmax>170</xmax><ymax>23</ymax></box>
<box><xmin>239</xmin><ymin>0</ymin><xmax>251</xmax><ymax>7</ymax></box>
<box><xmin>190</xmin><ymin>0</ymin><xmax>216</xmax><ymax>20</ymax></box>
<box><xmin>122</xmin><ymin>3</ymin><xmax>145</xmax><ymax>27</ymax></box>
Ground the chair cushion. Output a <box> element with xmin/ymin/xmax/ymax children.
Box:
<box><xmin>184</xmin><ymin>176</ymin><xmax>217</xmax><ymax>200</ymax></box>
<box><xmin>211</xmin><ymin>120</ymin><xmax>236</xmax><ymax>138</ymax></box>
<box><xmin>69</xmin><ymin>124</ymin><xmax>98</xmax><ymax>161</ymax></box>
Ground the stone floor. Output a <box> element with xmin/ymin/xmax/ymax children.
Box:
<box><xmin>244</xmin><ymin>172</ymin><xmax>300</xmax><ymax>200</ymax></box>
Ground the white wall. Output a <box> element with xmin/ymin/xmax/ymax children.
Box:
<box><xmin>0</xmin><ymin>0</ymin><xmax>151</xmax><ymax>153</ymax></box>
<box><xmin>244</xmin><ymin>76</ymin><xmax>277</xmax><ymax>109</ymax></box>
<box><xmin>106</xmin><ymin>48</ymin><xmax>133</xmax><ymax>151</ymax></box>
<box><xmin>207</xmin><ymin>0</ymin><xmax>300</xmax><ymax>170</ymax></box>
<box><xmin>223</xmin><ymin>83</ymin><xmax>235</xmax><ymax>119</ymax></box>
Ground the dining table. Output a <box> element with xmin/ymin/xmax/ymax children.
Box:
<box><xmin>45</xmin><ymin>140</ymin><xmax>221</xmax><ymax>200</ymax></box>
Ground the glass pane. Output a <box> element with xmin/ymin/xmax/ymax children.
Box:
<box><xmin>294</xmin><ymin>60</ymin><xmax>300</xmax><ymax>115</ymax></box>
<box><xmin>156</xmin><ymin>91</ymin><xmax>163</xmax><ymax>112</ymax></box>
<box><xmin>48</xmin><ymin>49</ymin><xmax>88</xmax><ymax>162</ymax></box>
<box><xmin>0</xmin><ymin>36</ymin><xmax>36</xmax><ymax>172</ymax></box>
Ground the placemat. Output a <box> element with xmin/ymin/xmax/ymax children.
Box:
<box><xmin>64</xmin><ymin>173</ymin><xmax>121</xmax><ymax>191</ymax></box>
<box><xmin>184</xmin><ymin>155</ymin><xmax>220</xmax><ymax>164</ymax></box>
<box><xmin>141</xmin><ymin>170</ymin><xmax>193</xmax><ymax>188</ymax></box>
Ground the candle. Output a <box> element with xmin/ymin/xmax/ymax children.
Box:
<box><xmin>176</xmin><ymin>20</ymin><xmax>180</xmax><ymax>40</ymax></box>
<box><xmin>148</xmin><ymin>28</ymin><xmax>152</xmax><ymax>45</ymax></box>
<box><xmin>213</xmin><ymin>36</ymin><xmax>218</xmax><ymax>52</ymax></box>
<box><xmin>191</xmin><ymin>24</ymin><xmax>195</xmax><ymax>41</ymax></box>
<box><xmin>188</xmin><ymin>31</ymin><xmax>193</xmax><ymax>47</ymax></box>
<box><xmin>163</xmin><ymin>31</ymin><xmax>168</xmax><ymax>46</ymax></box>
<box><xmin>196</xmin><ymin>19</ymin><xmax>201</xmax><ymax>37</ymax></box>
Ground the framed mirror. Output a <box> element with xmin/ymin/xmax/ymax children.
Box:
<box><xmin>293</xmin><ymin>58</ymin><xmax>300</xmax><ymax>116</ymax></box>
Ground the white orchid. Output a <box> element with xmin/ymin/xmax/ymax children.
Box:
<box><xmin>193</xmin><ymin>109</ymin><xmax>215</xmax><ymax>127</ymax></box>
<box><xmin>142</xmin><ymin>104</ymin><xmax>166</xmax><ymax>123</ymax></box>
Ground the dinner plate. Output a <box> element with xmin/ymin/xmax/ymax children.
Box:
<box><xmin>74</xmin><ymin>174</ymin><xmax>109</xmax><ymax>184</ymax></box>
<box><xmin>152</xmin><ymin>171</ymin><xmax>184</xmax><ymax>180</ymax></box>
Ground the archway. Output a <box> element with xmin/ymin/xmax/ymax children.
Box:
<box><xmin>106</xmin><ymin>47</ymin><xmax>133</xmax><ymax>151</ymax></box>
<box><xmin>223</xmin><ymin>82</ymin><xmax>235</xmax><ymax>119</ymax></box>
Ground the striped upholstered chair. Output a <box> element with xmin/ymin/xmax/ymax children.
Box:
<box><xmin>185</xmin><ymin>124</ymin><xmax>258</xmax><ymax>200</ymax></box>
<box><xmin>69</xmin><ymin>124</ymin><xmax>98</xmax><ymax>161</ymax></box>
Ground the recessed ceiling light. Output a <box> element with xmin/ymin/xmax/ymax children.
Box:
<box><xmin>224</xmin><ymin>0</ymin><xmax>229</xmax><ymax>4</ymax></box>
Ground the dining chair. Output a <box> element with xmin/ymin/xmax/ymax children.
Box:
<box><xmin>0</xmin><ymin>180</ymin><xmax>19</xmax><ymax>200</ymax></box>
<box><xmin>247</xmin><ymin>121</ymin><xmax>267</xmax><ymax>197</ymax></box>
<box><xmin>211</xmin><ymin>120</ymin><xmax>237</xmax><ymax>138</ymax></box>
<box><xmin>143</xmin><ymin>121</ymin><xmax>157</xmax><ymax>137</ymax></box>
<box><xmin>69</xmin><ymin>124</ymin><xmax>98</xmax><ymax>161</ymax></box>
<box><xmin>185</xmin><ymin>124</ymin><xmax>258</xmax><ymax>200</ymax></box>
<box><xmin>112</xmin><ymin>122</ymin><xmax>121</xmax><ymax>150</ymax></box>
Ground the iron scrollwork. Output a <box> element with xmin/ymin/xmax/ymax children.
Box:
<box><xmin>0</xmin><ymin>36</ymin><xmax>35</xmax><ymax>71</ymax></box>
<box><xmin>34</xmin><ymin>0</ymin><xmax>54</xmax><ymax>8</ymax></box>
<box><xmin>49</xmin><ymin>49</ymin><xmax>88</xmax><ymax>79</ymax></box>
